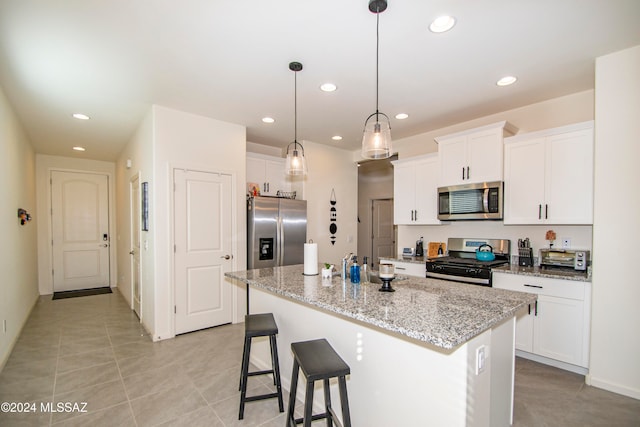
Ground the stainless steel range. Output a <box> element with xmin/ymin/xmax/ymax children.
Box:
<box><xmin>426</xmin><ymin>238</ymin><xmax>511</xmax><ymax>286</ymax></box>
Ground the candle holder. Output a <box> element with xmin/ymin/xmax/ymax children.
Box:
<box><xmin>378</xmin><ymin>263</ymin><xmax>396</xmax><ymax>292</ymax></box>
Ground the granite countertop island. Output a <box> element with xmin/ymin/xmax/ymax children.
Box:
<box><xmin>226</xmin><ymin>264</ymin><xmax>535</xmax><ymax>350</ymax></box>
<box><xmin>225</xmin><ymin>264</ymin><xmax>536</xmax><ymax>427</ymax></box>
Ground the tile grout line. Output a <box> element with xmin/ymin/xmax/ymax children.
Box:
<box><xmin>49</xmin><ymin>324</ymin><xmax>62</xmax><ymax>427</ymax></box>
<box><xmin>108</xmin><ymin>315</ymin><xmax>140</xmax><ymax>427</ymax></box>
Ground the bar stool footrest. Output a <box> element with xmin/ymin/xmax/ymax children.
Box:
<box><xmin>244</xmin><ymin>392</ymin><xmax>281</xmax><ymax>403</ymax></box>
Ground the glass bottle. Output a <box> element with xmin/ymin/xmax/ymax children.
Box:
<box><xmin>362</xmin><ymin>256</ymin><xmax>370</xmax><ymax>283</ymax></box>
<box><xmin>350</xmin><ymin>256</ymin><xmax>360</xmax><ymax>284</ymax></box>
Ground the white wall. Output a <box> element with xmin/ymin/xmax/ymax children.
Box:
<box><xmin>151</xmin><ymin>106</ymin><xmax>246</xmax><ymax>340</ymax></box>
<box><xmin>295</xmin><ymin>140</ymin><xmax>359</xmax><ymax>267</ymax></box>
<box><xmin>389</xmin><ymin>90</ymin><xmax>595</xmax><ymax>160</ymax></box>
<box><xmin>35</xmin><ymin>155</ymin><xmax>117</xmax><ymax>295</ymax></box>
<box><xmin>115</xmin><ymin>108</ymin><xmax>154</xmax><ymax>324</ymax></box>
<box><xmin>0</xmin><ymin>86</ymin><xmax>38</xmax><ymax>369</ymax></box>
<box><xmin>589</xmin><ymin>45</ymin><xmax>640</xmax><ymax>399</ymax></box>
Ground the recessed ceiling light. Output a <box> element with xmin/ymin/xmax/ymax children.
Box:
<box><xmin>429</xmin><ymin>16</ymin><xmax>456</xmax><ymax>33</ymax></box>
<box><xmin>72</xmin><ymin>146</ymin><xmax>86</xmax><ymax>151</ymax></box>
<box><xmin>320</xmin><ymin>83</ymin><xmax>337</xmax><ymax>92</ymax></box>
<box><xmin>332</xmin><ymin>135</ymin><xmax>343</xmax><ymax>141</ymax></box>
<box><xmin>262</xmin><ymin>117</ymin><xmax>275</xmax><ymax>123</ymax></box>
<box><xmin>496</xmin><ymin>76</ymin><xmax>517</xmax><ymax>86</ymax></box>
<box><xmin>395</xmin><ymin>113</ymin><xmax>409</xmax><ymax>120</ymax></box>
<box><xmin>72</xmin><ymin>113</ymin><xmax>90</xmax><ymax>120</ymax></box>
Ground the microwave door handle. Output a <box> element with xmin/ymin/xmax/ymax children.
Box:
<box><xmin>483</xmin><ymin>189</ymin><xmax>489</xmax><ymax>213</ymax></box>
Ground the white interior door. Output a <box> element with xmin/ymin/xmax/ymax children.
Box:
<box><xmin>130</xmin><ymin>175</ymin><xmax>142</xmax><ymax>319</ymax></box>
<box><xmin>51</xmin><ymin>171</ymin><xmax>110</xmax><ymax>292</ymax></box>
<box><xmin>371</xmin><ymin>199</ymin><xmax>395</xmax><ymax>268</ymax></box>
<box><xmin>174</xmin><ymin>169</ymin><xmax>233</xmax><ymax>334</ymax></box>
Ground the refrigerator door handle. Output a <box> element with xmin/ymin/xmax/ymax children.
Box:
<box><xmin>277</xmin><ymin>215</ymin><xmax>283</xmax><ymax>265</ymax></box>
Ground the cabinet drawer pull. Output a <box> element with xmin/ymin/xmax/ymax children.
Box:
<box><xmin>524</xmin><ymin>284</ymin><xmax>543</xmax><ymax>289</ymax></box>
<box><xmin>395</xmin><ymin>267</ymin><xmax>407</xmax><ymax>270</ymax></box>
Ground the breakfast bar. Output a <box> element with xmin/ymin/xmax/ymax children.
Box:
<box><xmin>225</xmin><ymin>265</ymin><xmax>536</xmax><ymax>427</ymax></box>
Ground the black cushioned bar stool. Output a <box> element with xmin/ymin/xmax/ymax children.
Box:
<box><xmin>287</xmin><ymin>338</ymin><xmax>351</xmax><ymax>427</ymax></box>
<box><xmin>238</xmin><ymin>313</ymin><xmax>284</xmax><ymax>420</ymax></box>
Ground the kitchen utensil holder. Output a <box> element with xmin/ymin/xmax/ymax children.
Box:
<box><xmin>518</xmin><ymin>247</ymin><xmax>534</xmax><ymax>267</ymax></box>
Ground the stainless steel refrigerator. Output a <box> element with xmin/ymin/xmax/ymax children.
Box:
<box><xmin>247</xmin><ymin>196</ymin><xmax>307</xmax><ymax>269</ymax></box>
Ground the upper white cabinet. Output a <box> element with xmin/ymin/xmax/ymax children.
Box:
<box><xmin>504</xmin><ymin>121</ymin><xmax>594</xmax><ymax>224</ymax></box>
<box><xmin>392</xmin><ymin>154</ymin><xmax>440</xmax><ymax>225</ymax></box>
<box><xmin>246</xmin><ymin>153</ymin><xmax>290</xmax><ymax>196</ymax></box>
<box><xmin>436</xmin><ymin>121</ymin><xmax>517</xmax><ymax>186</ymax></box>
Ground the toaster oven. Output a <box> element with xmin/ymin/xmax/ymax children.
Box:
<box><xmin>539</xmin><ymin>249</ymin><xmax>589</xmax><ymax>271</ymax></box>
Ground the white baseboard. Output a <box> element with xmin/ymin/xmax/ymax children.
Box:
<box><xmin>586</xmin><ymin>374</ymin><xmax>640</xmax><ymax>400</ymax></box>
<box><xmin>515</xmin><ymin>350</ymin><xmax>588</xmax><ymax>375</ymax></box>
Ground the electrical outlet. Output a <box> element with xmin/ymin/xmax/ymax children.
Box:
<box><xmin>562</xmin><ymin>238</ymin><xmax>571</xmax><ymax>249</ymax></box>
<box><xmin>476</xmin><ymin>345</ymin><xmax>486</xmax><ymax>375</ymax></box>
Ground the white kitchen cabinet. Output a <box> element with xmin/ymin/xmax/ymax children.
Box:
<box><xmin>436</xmin><ymin>121</ymin><xmax>517</xmax><ymax>186</ymax></box>
<box><xmin>247</xmin><ymin>153</ymin><xmax>290</xmax><ymax>196</ymax></box>
<box><xmin>493</xmin><ymin>272</ymin><xmax>591</xmax><ymax>371</ymax></box>
<box><xmin>392</xmin><ymin>154</ymin><xmax>440</xmax><ymax>225</ymax></box>
<box><xmin>379</xmin><ymin>259</ymin><xmax>425</xmax><ymax>278</ymax></box>
<box><xmin>503</xmin><ymin>121</ymin><xmax>594</xmax><ymax>224</ymax></box>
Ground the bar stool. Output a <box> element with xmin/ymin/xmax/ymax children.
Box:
<box><xmin>287</xmin><ymin>338</ymin><xmax>352</xmax><ymax>427</ymax></box>
<box><xmin>238</xmin><ymin>313</ymin><xmax>284</xmax><ymax>420</ymax></box>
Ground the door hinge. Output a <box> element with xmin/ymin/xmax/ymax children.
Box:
<box><xmin>174</xmin><ymin>306</ymin><xmax>177</xmax><ymax>314</ymax></box>
<box><xmin>52</xmin><ymin>269</ymin><xmax>54</xmax><ymax>276</ymax></box>
<box><xmin>174</xmin><ymin>244</ymin><xmax>176</xmax><ymax>253</ymax></box>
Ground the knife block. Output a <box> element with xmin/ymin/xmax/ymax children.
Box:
<box><xmin>518</xmin><ymin>247</ymin><xmax>534</xmax><ymax>267</ymax></box>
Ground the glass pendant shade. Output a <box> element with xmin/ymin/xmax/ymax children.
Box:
<box><xmin>362</xmin><ymin>112</ymin><xmax>392</xmax><ymax>159</ymax></box>
<box><xmin>285</xmin><ymin>141</ymin><xmax>307</xmax><ymax>175</ymax></box>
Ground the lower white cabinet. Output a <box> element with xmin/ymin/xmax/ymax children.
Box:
<box><xmin>493</xmin><ymin>272</ymin><xmax>591</xmax><ymax>370</ymax></box>
<box><xmin>379</xmin><ymin>259</ymin><xmax>425</xmax><ymax>278</ymax></box>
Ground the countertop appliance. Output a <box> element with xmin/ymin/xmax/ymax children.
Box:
<box><xmin>540</xmin><ymin>249</ymin><xmax>589</xmax><ymax>271</ymax></box>
<box><xmin>415</xmin><ymin>237</ymin><xmax>424</xmax><ymax>257</ymax></box>
<box><xmin>247</xmin><ymin>196</ymin><xmax>307</xmax><ymax>269</ymax></box>
<box><xmin>437</xmin><ymin>181</ymin><xmax>503</xmax><ymax>220</ymax></box>
<box><xmin>426</xmin><ymin>238</ymin><xmax>511</xmax><ymax>286</ymax></box>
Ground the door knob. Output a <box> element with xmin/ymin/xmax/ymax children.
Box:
<box><xmin>221</xmin><ymin>254</ymin><xmax>233</xmax><ymax>260</ymax></box>
<box><xmin>100</xmin><ymin>244</ymin><xmax>108</xmax><ymax>248</ymax></box>
<box><xmin>129</xmin><ymin>250</ymin><xmax>135</xmax><ymax>255</ymax></box>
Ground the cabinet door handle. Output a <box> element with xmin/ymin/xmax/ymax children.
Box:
<box><xmin>538</xmin><ymin>204</ymin><xmax>542</xmax><ymax>220</ymax></box>
<box><xmin>524</xmin><ymin>284</ymin><xmax>543</xmax><ymax>288</ymax></box>
<box><xmin>462</xmin><ymin>167</ymin><xmax>465</xmax><ymax>180</ymax></box>
<box><xmin>534</xmin><ymin>300</ymin><xmax>538</xmax><ymax>316</ymax></box>
<box><xmin>466</xmin><ymin>166</ymin><xmax>470</xmax><ymax>180</ymax></box>
<box><xmin>545</xmin><ymin>204</ymin><xmax>548</xmax><ymax>219</ymax></box>
<box><xmin>414</xmin><ymin>210</ymin><xmax>418</xmax><ymax>221</ymax></box>
<box><xmin>528</xmin><ymin>304</ymin><xmax>531</xmax><ymax>315</ymax></box>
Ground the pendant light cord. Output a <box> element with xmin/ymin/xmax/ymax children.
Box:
<box><xmin>294</xmin><ymin>68</ymin><xmax>298</xmax><ymax>145</ymax></box>
<box><xmin>375</xmin><ymin>5</ymin><xmax>380</xmax><ymax>121</ymax></box>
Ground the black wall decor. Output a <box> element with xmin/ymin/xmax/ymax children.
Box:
<box><xmin>329</xmin><ymin>188</ymin><xmax>337</xmax><ymax>245</ymax></box>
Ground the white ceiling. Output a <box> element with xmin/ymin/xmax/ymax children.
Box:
<box><xmin>1</xmin><ymin>0</ymin><xmax>639</xmax><ymax>161</ymax></box>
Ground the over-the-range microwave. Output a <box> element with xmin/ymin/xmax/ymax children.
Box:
<box><xmin>438</xmin><ymin>181</ymin><xmax>503</xmax><ymax>221</ymax></box>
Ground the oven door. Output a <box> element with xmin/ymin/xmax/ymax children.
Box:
<box><xmin>426</xmin><ymin>262</ymin><xmax>492</xmax><ymax>286</ymax></box>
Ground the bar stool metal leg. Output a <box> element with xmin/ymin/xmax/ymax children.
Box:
<box><xmin>338</xmin><ymin>376</ymin><xmax>352</xmax><ymax>427</ymax></box>
<box><xmin>238</xmin><ymin>336</ymin><xmax>252</xmax><ymax>419</ymax></box>
<box><xmin>269</xmin><ymin>334</ymin><xmax>284</xmax><ymax>412</ymax></box>
<box><xmin>287</xmin><ymin>359</ymin><xmax>300</xmax><ymax>427</ymax></box>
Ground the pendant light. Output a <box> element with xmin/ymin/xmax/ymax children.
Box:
<box><xmin>285</xmin><ymin>61</ymin><xmax>307</xmax><ymax>175</ymax></box>
<box><xmin>361</xmin><ymin>0</ymin><xmax>392</xmax><ymax>159</ymax></box>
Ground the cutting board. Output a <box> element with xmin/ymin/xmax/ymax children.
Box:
<box><xmin>427</xmin><ymin>242</ymin><xmax>446</xmax><ymax>258</ymax></box>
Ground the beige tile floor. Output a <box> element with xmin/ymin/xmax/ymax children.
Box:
<box><xmin>1</xmin><ymin>292</ymin><xmax>638</xmax><ymax>426</ymax></box>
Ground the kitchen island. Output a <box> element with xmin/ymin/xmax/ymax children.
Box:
<box><xmin>225</xmin><ymin>265</ymin><xmax>536</xmax><ymax>427</ymax></box>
